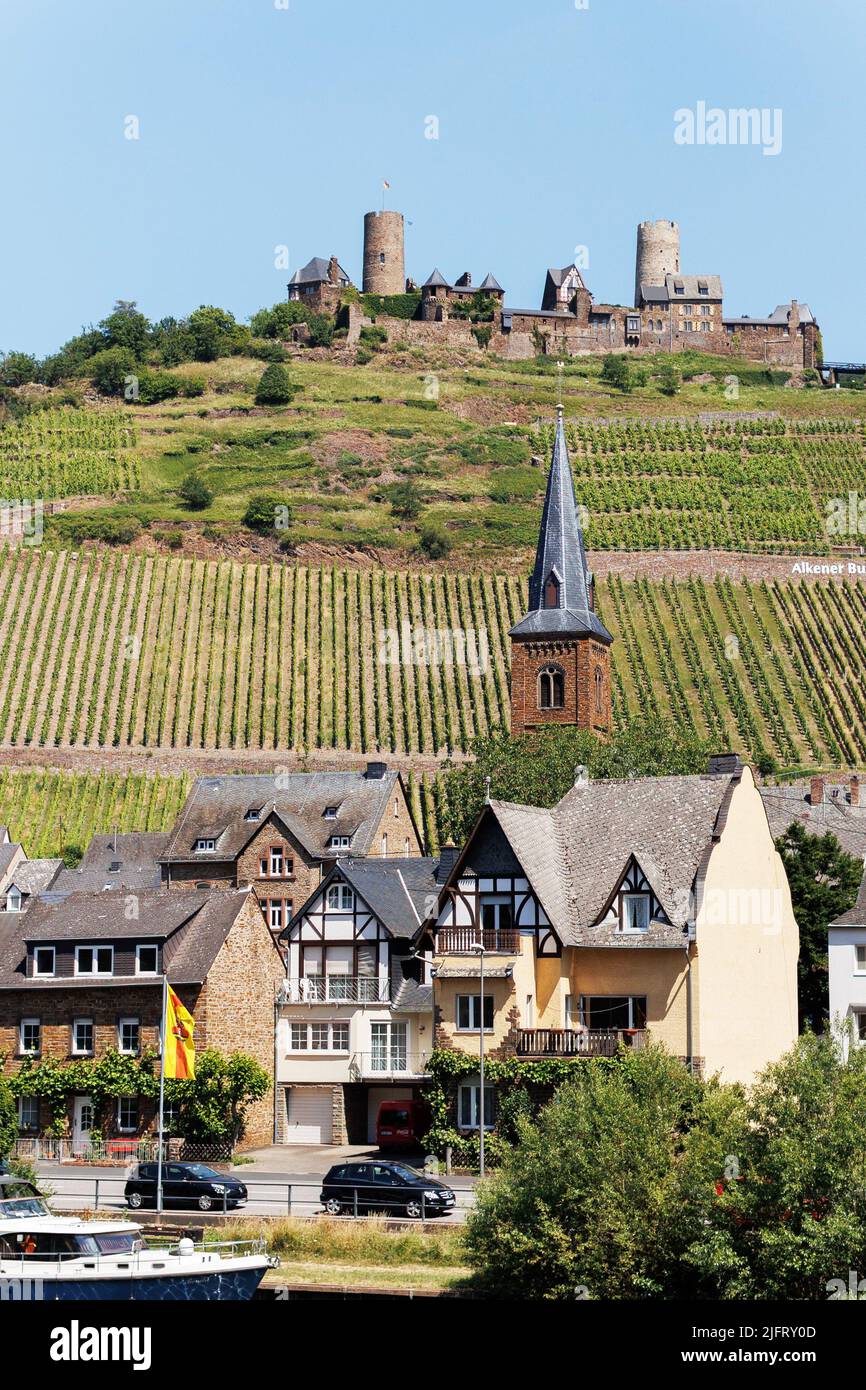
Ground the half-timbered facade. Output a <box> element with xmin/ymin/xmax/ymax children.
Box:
<box><xmin>425</xmin><ymin>755</ymin><xmax>799</xmax><ymax>1124</ymax></box>
<box><xmin>276</xmin><ymin>856</ymin><xmax>439</xmax><ymax>1144</ymax></box>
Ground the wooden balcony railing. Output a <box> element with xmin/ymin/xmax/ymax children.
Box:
<box><xmin>516</xmin><ymin>1028</ymin><xmax>647</xmax><ymax>1058</ymax></box>
<box><xmin>435</xmin><ymin>927</ymin><xmax>521</xmax><ymax>955</ymax></box>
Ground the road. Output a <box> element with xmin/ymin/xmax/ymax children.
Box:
<box><xmin>34</xmin><ymin>1160</ymin><xmax>478</xmax><ymax>1224</ymax></box>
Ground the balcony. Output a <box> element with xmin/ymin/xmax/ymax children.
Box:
<box><xmin>435</xmin><ymin>927</ymin><xmax>521</xmax><ymax>956</ymax></box>
<box><xmin>516</xmin><ymin>1028</ymin><xmax>647</xmax><ymax>1058</ymax></box>
<box><xmin>281</xmin><ymin>977</ymin><xmax>390</xmax><ymax>1005</ymax></box>
<box><xmin>349</xmin><ymin>1051</ymin><xmax>430</xmax><ymax>1080</ymax></box>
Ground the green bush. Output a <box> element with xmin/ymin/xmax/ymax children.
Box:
<box><xmin>306</xmin><ymin>315</ymin><xmax>335</xmax><ymax>348</ymax></box>
<box><xmin>255</xmin><ymin>363</ymin><xmax>295</xmax><ymax>405</ymax></box>
<box><xmin>178</xmin><ymin>475</ymin><xmax>214</xmax><ymax>510</ymax></box>
<box><xmin>243</xmin><ymin>494</ymin><xmax>293</xmax><ymax>535</ymax></box>
<box><xmin>419</xmin><ymin>521</ymin><xmax>452</xmax><ymax>558</ymax></box>
<box><xmin>359</xmin><ymin>325</ymin><xmax>388</xmax><ymax>351</ymax></box>
<box><xmin>355</xmin><ymin>346</ymin><xmax>373</xmax><ymax>365</ymax></box>
<box><xmin>0</xmin><ymin>351</ymin><xmax>39</xmax><ymax>387</ymax></box>
<box><xmin>136</xmin><ymin>370</ymin><xmax>183</xmax><ymax>405</ymax></box>
<box><xmin>379</xmin><ymin>479</ymin><xmax>426</xmax><ymax>520</ymax></box>
<box><xmin>182</xmin><ymin>376</ymin><xmax>206</xmax><ymax>398</ymax></box>
<box><xmin>87</xmin><ymin>347</ymin><xmax>136</xmax><ymax>397</ymax></box>
<box><xmin>249</xmin><ymin>339</ymin><xmax>290</xmax><ymax>363</ymax></box>
<box><xmin>600</xmin><ymin>353</ymin><xmax>634</xmax><ymax>393</ymax></box>
<box><xmin>358</xmin><ymin>292</ymin><xmax>421</xmax><ymax>320</ymax></box>
<box><xmin>53</xmin><ymin>514</ymin><xmax>143</xmax><ymax>546</ymax></box>
<box><xmin>249</xmin><ymin>301</ymin><xmax>312</xmax><ymax>338</ymax></box>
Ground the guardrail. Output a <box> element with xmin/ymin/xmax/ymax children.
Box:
<box><xmin>348</xmin><ymin>1052</ymin><xmax>430</xmax><ymax>1079</ymax></box>
<box><xmin>281</xmin><ymin>977</ymin><xmax>390</xmax><ymax>1004</ymax></box>
<box><xmin>435</xmin><ymin>927</ymin><xmax>521</xmax><ymax>955</ymax></box>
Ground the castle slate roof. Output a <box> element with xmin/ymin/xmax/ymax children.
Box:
<box><xmin>447</xmin><ymin>770</ymin><xmax>742</xmax><ymax>949</ymax></box>
<box><xmin>509</xmin><ymin>407</ymin><xmax>613</xmax><ymax>643</ymax></box>
<box><xmin>478</xmin><ymin>272</ymin><xmax>503</xmax><ymax>292</ymax></box>
<box><xmin>288</xmin><ymin>257</ymin><xmax>349</xmax><ymax>287</ymax></box>
<box><xmin>0</xmin><ymin>842</ymin><xmax>20</xmax><ymax>880</ymax></box>
<box><xmin>0</xmin><ymin>888</ymin><xmax>265</xmax><ymax>989</ymax></box>
<box><xmin>159</xmin><ymin>769</ymin><xmax>408</xmax><ymax>865</ymax></box>
<box><xmin>422</xmin><ymin>269</ymin><xmax>450</xmax><ymax>288</ymax></box>
<box><xmin>52</xmin><ymin>832</ymin><xmax>169</xmax><ymax>895</ymax></box>
<box><xmin>665</xmin><ymin>273</ymin><xmax>723</xmax><ymax>299</ymax></box>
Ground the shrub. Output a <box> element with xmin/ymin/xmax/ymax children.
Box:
<box><xmin>54</xmin><ymin>514</ymin><xmax>142</xmax><ymax>546</ymax></box>
<box><xmin>355</xmin><ymin>346</ymin><xmax>373</xmax><ymax>365</ymax></box>
<box><xmin>182</xmin><ymin>376</ymin><xmax>206</xmax><ymax>398</ymax></box>
<box><xmin>243</xmin><ymin>494</ymin><xmax>293</xmax><ymax>535</ymax></box>
<box><xmin>358</xmin><ymin>292</ymin><xmax>421</xmax><ymax>320</ymax></box>
<box><xmin>135</xmin><ymin>370</ymin><xmax>183</xmax><ymax>405</ymax></box>
<box><xmin>187</xmin><ymin>305</ymin><xmax>249</xmax><ymax>362</ymax></box>
<box><xmin>380</xmin><ymin>479</ymin><xmax>426</xmax><ymax>520</ymax></box>
<box><xmin>178</xmin><ymin>475</ymin><xmax>214</xmax><ymax>510</ymax></box>
<box><xmin>419</xmin><ymin>521</ymin><xmax>452</xmax><ymax>558</ymax></box>
<box><xmin>359</xmin><ymin>325</ymin><xmax>388</xmax><ymax>351</ymax></box>
<box><xmin>88</xmin><ymin>347</ymin><xmax>136</xmax><ymax>397</ymax></box>
<box><xmin>472</xmin><ymin>325</ymin><xmax>493</xmax><ymax>349</ymax></box>
<box><xmin>306</xmin><ymin>315</ymin><xmax>335</xmax><ymax>348</ymax></box>
<box><xmin>61</xmin><ymin>844</ymin><xmax>84</xmax><ymax>869</ymax></box>
<box><xmin>600</xmin><ymin>354</ymin><xmax>634</xmax><ymax>393</ymax></box>
<box><xmin>255</xmin><ymin>363</ymin><xmax>295</xmax><ymax>405</ymax></box>
<box><xmin>657</xmin><ymin>361</ymin><xmax>681</xmax><ymax>396</ymax></box>
<box><xmin>249</xmin><ymin>301</ymin><xmax>312</xmax><ymax>338</ymax></box>
<box><xmin>249</xmin><ymin>339</ymin><xmax>290</xmax><ymax>363</ymax></box>
<box><xmin>0</xmin><ymin>351</ymin><xmax>39</xmax><ymax>387</ymax></box>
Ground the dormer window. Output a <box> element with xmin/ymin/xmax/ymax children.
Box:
<box><xmin>136</xmin><ymin>944</ymin><xmax>159</xmax><ymax>975</ymax></box>
<box><xmin>622</xmin><ymin>893</ymin><xmax>650</xmax><ymax>932</ymax></box>
<box><xmin>195</xmin><ymin>838</ymin><xmax>216</xmax><ymax>854</ymax></box>
<box><xmin>538</xmin><ymin>665</ymin><xmax>565</xmax><ymax>710</ymax></box>
<box><xmin>323</xmin><ymin>806</ymin><xmax>339</xmax><ymax>820</ymax></box>
<box><xmin>6</xmin><ymin>887</ymin><xmax>21</xmax><ymax>912</ymax></box>
<box><xmin>108</xmin><ymin>861</ymin><xmax>121</xmax><ymax>873</ymax></box>
<box><xmin>329</xmin><ymin>835</ymin><xmax>351</xmax><ymax>851</ymax></box>
<box><xmin>244</xmin><ymin>808</ymin><xmax>261</xmax><ymax>822</ymax></box>
<box><xmin>543</xmin><ymin>571</ymin><xmax>561</xmax><ymax>609</ymax></box>
<box><xmin>33</xmin><ymin>946</ymin><xmax>55</xmax><ymax>977</ymax></box>
<box><xmin>75</xmin><ymin>945</ymin><xmax>114</xmax><ymax>976</ymax></box>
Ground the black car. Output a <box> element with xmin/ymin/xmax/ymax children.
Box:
<box><xmin>124</xmin><ymin>1162</ymin><xmax>248</xmax><ymax>1212</ymax></box>
<box><xmin>320</xmin><ymin>1161</ymin><xmax>456</xmax><ymax>1219</ymax></box>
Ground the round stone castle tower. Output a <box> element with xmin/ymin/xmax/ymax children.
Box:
<box><xmin>634</xmin><ymin>219</ymin><xmax>680</xmax><ymax>306</ymax></box>
<box><xmin>362</xmin><ymin>210</ymin><xmax>405</xmax><ymax>295</ymax></box>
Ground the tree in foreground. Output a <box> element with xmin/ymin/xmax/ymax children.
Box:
<box><xmin>776</xmin><ymin>821</ymin><xmax>861</xmax><ymax>1029</ymax></box>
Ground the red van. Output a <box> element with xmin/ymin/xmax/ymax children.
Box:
<box><xmin>376</xmin><ymin>1099</ymin><xmax>429</xmax><ymax>1150</ymax></box>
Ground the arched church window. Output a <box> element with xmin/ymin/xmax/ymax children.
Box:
<box><xmin>538</xmin><ymin>665</ymin><xmax>565</xmax><ymax>710</ymax></box>
<box><xmin>544</xmin><ymin>572</ymin><xmax>560</xmax><ymax>609</ymax></box>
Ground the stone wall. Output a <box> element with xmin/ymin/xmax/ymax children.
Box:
<box><xmin>509</xmin><ymin>637</ymin><xmax>611</xmax><ymax>736</ymax></box>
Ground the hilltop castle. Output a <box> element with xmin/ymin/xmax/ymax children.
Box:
<box><xmin>288</xmin><ymin>212</ymin><xmax>818</xmax><ymax>369</ymax></box>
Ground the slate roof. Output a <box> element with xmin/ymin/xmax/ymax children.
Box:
<box><xmin>8</xmin><ymin>859</ymin><xmax>62</xmax><ymax>897</ymax></box>
<box><xmin>545</xmin><ymin>264</ymin><xmax>586</xmax><ymax>288</ymax></box>
<box><xmin>391</xmin><ymin>978</ymin><xmax>433</xmax><ymax>1012</ymax></box>
<box><xmin>52</xmin><ymin>832</ymin><xmax>168</xmax><ymax>895</ymax></box>
<box><xmin>422</xmin><ymin>269</ymin><xmax>450</xmax><ymax>288</ymax></box>
<box><xmin>0</xmin><ymin>842</ymin><xmax>20</xmax><ymax>880</ymax></box>
<box><xmin>478</xmin><ymin>272</ymin><xmax>503</xmax><ymax>292</ymax></box>
<box><xmin>723</xmin><ymin>303</ymin><xmax>815</xmax><ymax>328</ymax></box>
<box><xmin>665</xmin><ymin>273</ymin><xmax>723</xmax><ymax>299</ymax></box>
<box><xmin>0</xmin><ymin>888</ymin><xmax>260</xmax><ymax>989</ymax></box>
<box><xmin>335</xmin><ymin>857</ymin><xmax>439</xmax><ymax>938</ymax></box>
<box><xmin>760</xmin><ymin>784</ymin><xmax>866</xmax><ymax>860</ymax></box>
<box><xmin>288</xmin><ymin>256</ymin><xmax>349</xmax><ymax>287</ymax></box>
<box><xmin>449</xmin><ymin>770</ymin><xmax>741</xmax><ymax>949</ymax></box>
<box><xmin>160</xmin><ymin>769</ymin><xmax>409</xmax><ymax>865</ymax></box>
<box><xmin>509</xmin><ymin>407</ymin><xmax>613</xmax><ymax>643</ymax></box>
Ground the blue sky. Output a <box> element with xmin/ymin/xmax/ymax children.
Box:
<box><xmin>2</xmin><ymin>0</ymin><xmax>864</xmax><ymax>358</ymax></box>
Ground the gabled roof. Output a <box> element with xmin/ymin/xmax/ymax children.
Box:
<box><xmin>440</xmin><ymin>770</ymin><xmax>742</xmax><ymax>948</ymax></box>
<box><xmin>52</xmin><ymin>832</ymin><xmax>168</xmax><ymax>894</ymax></box>
<box><xmin>160</xmin><ymin>769</ymin><xmax>411</xmax><ymax>865</ymax></box>
<box><xmin>0</xmin><ymin>842</ymin><xmax>20</xmax><ymax>880</ymax></box>
<box><xmin>545</xmin><ymin>264</ymin><xmax>586</xmax><ymax>289</ymax></box>
<box><xmin>509</xmin><ymin>407</ymin><xmax>613</xmax><ymax>643</ymax></box>
<box><xmin>289</xmin><ymin>855</ymin><xmax>440</xmax><ymax>941</ymax></box>
<box><xmin>0</xmin><ymin>888</ymin><xmax>265</xmax><ymax>989</ymax></box>
<box><xmin>288</xmin><ymin>256</ymin><xmax>350</xmax><ymax>287</ymax></box>
<box><xmin>760</xmin><ymin>784</ymin><xmax>866</xmax><ymax>860</ymax></box>
<box><xmin>422</xmin><ymin>268</ymin><xmax>450</xmax><ymax>288</ymax></box>
<box><xmin>7</xmin><ymin>859</ymin><xmax>62</xmax><ymax>897</ymax></box>
<box><xmin>664</xmin><ymin>273</ymin><xmax>723</xmax><ymax>299</ymax></box>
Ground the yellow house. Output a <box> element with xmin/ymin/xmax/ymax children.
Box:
<box><xmin>427</xmin><ymin>754</ymin><xmax>798</xmax><ymax>1124</ymax></box>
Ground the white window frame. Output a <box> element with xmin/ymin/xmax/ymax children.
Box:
<box><xmin>6</xmin><ymin>887</ymin><xmax>22</xmax><ymax>912</ymax></box>
<box><xmin>325</xmin><ymin>883</ymin><xmax>354</xmax><ymax>912</ymax></box>
<box><xmin>458</xmin><ymin>1080</ymin><xmax>495</xmax><ymax>1130</ymax></box>
<box><xmin>622</xmin><ymin>892</ymin><xmax>650</xmax><ymax>932</ymax></box>
<box><xmin>135</xmin><ymin>944</ymin><xmax>159</xmax><ymax>975</ymax></box>
<box><xmin>18</xmin><ymin>1094</ymin><xmax>39</xmax><ymax>1131</ymax></box>
<box><xmin>287</xmin><ymin>1020</ymin><xmax>350</xmax><ymax>1053</ymax></box>
<box><xmin>323</xmin><ymin>806</ymin><xmax>339</xmax><ymax>820</ymax></box>
<box><xmin>194</xmin><ymin>838</ymin><xmax>216</xmax><ymax>854</ymax></box>
<box><xmin>855</xmin><ymin>944</ymin><xmax>866</xmax><ymax>975</ymax></box>
<box><xmin>267</xmin><ymin>899</ymin><xmax>283</xmax><ymax>930</ymax></box>
<box><xmin>456</xmin><ymin>994</ymin><xmax>494</xmax><ymax>1032</ymax></box>
<box><xmin>75</xmin><ymin>944</ymin><xmax>114</xmax><ymax>976</ymax></box>
<box><xmin>328</xmin><ymin>835</ymin><xmax>351</xmax><ymax>850</ymax></box>
<box><xmin>33</xmin><ymin>946</ymin><xmax>55</xmax><ymax>977</ymax></box>
<box><xmin>72</xmin><ymin>1017</ymin><xmax>94</xmax><ymax>1056</ymax></box>
<box><xmin>117</xmin><ymin>1096</ymin><xmax>139</xmax><ymax>1134</ymax></box>
<box><xmin>19</xmin><ymin>1018</ymin><xmax>40</xmax><ymax>1055</ymax></box>
<box><xmin>118</xmin><ymin>1017</ymin><xmax>140</xmax><ymax>1055</ymax></box>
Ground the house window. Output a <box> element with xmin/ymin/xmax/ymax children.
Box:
<box><xmin>163</xmin><ymin>1100</ymin><xmax>181</xmax><ymax>1135</ymax></box>
<box><xmin>700</xmin><ymin>322</ymin><xmax>710</xmax><ymax>332</ymax></box>
<box><xmin>18</xmin><ymin>1095</ymin><xmax>39</xmax><ymax>1132</ymax></box>
<box><xmin>267</xmin><ymin>899</ymin><xmax>284</xmax><ymax>930</ymax></box>
<box><xmin>323</xmin><ymin>806</ymin><xmax>339</xmax><ymax>820</ymax></box>
<box><xmin>72</xmin><ymin>1018</ymin><xmax>94</xmax><ymax>1055</ymax></box>
<box><xmin>580</xmin><ymin>996</ymin><xmax>647</xmax><ymax>1030</ymax></box>
<box><xmin>33</xmin><ymin>946</ymin><xmax>55</xmax><ymax>977</ymax></box>
<box><xmin>684</xmin><ymin>320</ymin><xmax>694</xmax><ymax>332</ymax></box>
<box><xmin>371</xmin><ymin>1020</ymin><xmax>407</xmax><ymax>1072</ymax></box>
<box><xmin>538</xmin><ymin>665</ymin><xmax>565</xmax><ymax>710</ymax></box>
<box><xmin>458</xmin><ymin>1079</ymin><xmax>495</xmax><ymax>1130</ymax></box>
<box><xmin>456</xmin><ymin>994</ymin><xmax>494</xmax><ymax>1031</ymax></box>
<box><xmin>6</xmin><ymin>888</ymin><xmax>21</xmax><ymax>912</ymax></box>
<box><xmin>855</xmin><ymin>945</ymin><xmax>866</xmax><ymax>974</ymax></box>
<box><xmin>269</xmin><ymin>846</ymin><xmax>284</xmax><ymax>876</ymax></box>
<box><xmin>75</xmin><ymin>945</ymin><xmax>113</xmax><ymax>976</ymax></box>
<box><xmin>310</xmin><ymin>1022</ymin><xmax>330</xmax><ymax>1050</ymax></box>
<box><xmin>194</xmin><ymin>838</ymin><xmax>216</xmax><ymax>854</ymax></box>
<box><xmin>855</xmin><ymin>1012</ymin><xmax>866</xmax><ymax>1044</ymax></box>
<box><xmin>544</xmin><ymin>572</ymin><xmax>560</xmax><ymax>608</ymax></box>
<box><xmin>481</xmin><ymin>900</ymin><xmax>513</xmax><ymax>934</ymax></box>
<box><xmin>622</xmin><ymin>893</ymin><xmax>650</xmax><ymax>932</ymax></box>
<box><xmin>594</xmin><ymin>665</ymin><xmax>603</xmax><ymax>715</ymax></box>
<box><xmin>117</xmin><ymin>1097</ymin><xmax>139</xmax><ymax>1133</ymax></box>
<box><xmin>19</xmin><ymin>1018</ymin><xmax>40</xmax><ymax>1055</ymax></box>
<box><xmin>118</xmin><ymin>1018</ymin><xmax>140</xmax><ymax>1055</ymax></box>
<box><xmin>381</xmin><ymin>834</ymin><xmax>388</xmax><ymax>856</ymax></box>
<box><xmin>288</xmin><ymin>1021</ymin><xmax>349</xmax><ymax>1052</ymax></box>
<box><xmin>701</xmin><ymin>304</ymin><xmax>711</xmax><ymax>315</ymax></box>
<box><xmin>698</xmin><ymin>284</ymin><xmax>709</xmax><ymax>295</ymax></box>
<box><xmin>136</xmin><ymin>944</ymin><xmax>159</xmax><ymax>975</ymax></box>
<box><xmin>244</xmin><ymin>807</ymin><xmax>261</xmax><ymax>821</ymax></box>
<box><xmin>325</xmin><ymin>883</ymin><xmax>354</xmax><ymax>912</ymax></box>
<box><xmin>328</xmin><ymin>835</ymin><xmax>351</xmax><ymax>850</ymax></box>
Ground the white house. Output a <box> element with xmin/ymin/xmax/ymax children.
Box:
<box><xmin>829</xmin><ymin>884</ymin><xmax>866</xmax><ymax>1054</ymax></box>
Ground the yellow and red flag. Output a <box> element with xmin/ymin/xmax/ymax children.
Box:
<box><xmin>164</xmin><ymin>985</ymin><xmax>195</xmax><ymax>1079</ymax></box>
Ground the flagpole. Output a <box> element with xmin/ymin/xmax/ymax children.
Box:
<box><xmin>155</xmin><ymin>973</ymin><xmax>167</xmax><ymax>1216</ymax></box>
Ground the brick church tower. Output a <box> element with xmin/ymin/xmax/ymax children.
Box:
<box><xmin>509</xmin><ymin>405</ymin><xmax>613</xmax><ymax>736</ymax></box>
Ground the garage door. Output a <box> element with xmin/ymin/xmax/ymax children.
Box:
<box><xmin>285</xmin><ymin>1088</ymin><xmax>333</xmax><ymax>1144</ymax></box>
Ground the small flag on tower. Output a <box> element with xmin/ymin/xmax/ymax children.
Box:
<box><xmin>163</xmin><ymin>984</ymin><xmax>195</xmax><ymax>1079</ymax></box>
<box><xmin>382</xmin><ymin>179</ymin><xmax>390</xmax><ymax>189</ymax></box>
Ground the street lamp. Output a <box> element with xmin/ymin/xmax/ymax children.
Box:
<box><xmin>471</xmin><ymin>935</ymin><xmax>487</xmax><ymax>1178</ymax></box>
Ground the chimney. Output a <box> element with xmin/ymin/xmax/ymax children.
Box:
<box><xmin>789</xmin><ymin>299</ymin><xmax>800</xmax><ymax>330</ymax></box>
<box><xmin>436</xmin><ymin>842</ymin><xmax>459</xmax><ymax>884</ymax></box>
<box><xmin>328</xmin><ymin>255</ymin><xmax>340</xmax><ymax>286</ymax></box>
<box><xmin>810</xmin><ymin>775</ymin><xmax>824</xmax><ymax>806</ymax></box>
<box><xmin>707</xmin><ymin>752</ymin><xmax>742</xmax><ymax>775</ymax></box>
<box><xmin>364</xmin><ymin>760</ymin><xmax>387</xmax><ymax>780</ymax></box>
<box><xmin>851</xmin><ymin>775</ymin><xmax>860</xmax><ymax>807</ymax></box>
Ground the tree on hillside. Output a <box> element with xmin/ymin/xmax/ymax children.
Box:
<box><xmin>382</xmin><ymin>479</ymin><xmax>426</xmax><ymax>521</ymax></box>
<box><xmin>776</xmin><ymin>820</ymin><xmax>862</xmax><ymax>1029</ymax></box>
<box><xmin>254</xmin><ymin>362</ymin><xmax>294</xmax><ymax>405</ymax></box>
<box><xmin>249</xmin><ymin>301</ymin><xmax>311</xmax><ymax>338</ymax></box>
<box><xmin>178</xmin><ymin>475</ymin><xmax>214</xmax><ymax>510</ymax></box>
<box><xmin>187</xmin><ymin>306</ymin><xmax>249</xmax><ymax>362</ymax></box>
<box><xmin>0</xmin><ymin>351</ymin><xmax>39</xmax><ymax>388</ymax></box>
<box><xmin>601</xmin><ymin>354</ymin><xmax>634</xmax><ymax>393</ymax></box>
<box><xmin>439</xmin><ymin>721</ymin><xmax>715</xmax><ymax>844</ymax></box>
<box><xmin>243</xmin><ymin>494</ymin><xmax>292</xmax><ymax>535</ymax></box>
<box><xmin>99</xmin><ymin>301</ymin><xmax>152</xmax><ymax>359</ymax></box>
<box><xmin>88</xmin><ymin>346</ymin><xmax>137</xmax><ymax>397</ymax></box>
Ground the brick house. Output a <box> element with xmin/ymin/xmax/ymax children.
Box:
<box><xmin>277</xmin><ymin>855</ymin><xmax>439</xmax><ymax>1144</ymax></box>
<box><xmin>287</xmin><ymin>255</ymin><xmax>351</xmax><ymax>315</ymax></box>
<box><xmin>422</xmin><ymin>755</ymin><xmax>800</xmax><ymax>1132</ymax></box>
<box><xmin>158</xmin><ymin>766</ymin><xmax>423</xmax><ymax>954</ymax></box>
<box><xmin>508</xmin><ymin>404</ymin><xmax>613</xmax><ymax>737</ymax></box>
<box><xmin>0</xmin><ymin>887</ymin><xmax>285</xmax><ymax>1151</ymax></box>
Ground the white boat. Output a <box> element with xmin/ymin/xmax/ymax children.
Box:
<box><xmin>0</xmin><ymin>1173</ymin><xmax>276</xmax><ymax>1301</ymax></box>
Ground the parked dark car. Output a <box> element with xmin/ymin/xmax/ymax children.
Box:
<box><xmin>124</xmin><ymin>1162</ymin><xmax>247</xmax><ymax>1212</ymax></box>
<box><xmin>320</xmin><ymin>1161</ymin><xmax>456</xmax><ymax>1219</ymax></box>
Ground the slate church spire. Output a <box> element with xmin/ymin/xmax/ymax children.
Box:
<box><xmin>508</xmin><ymin>406</ymin><xmax>613</xmax><ymax>736</ymax></box>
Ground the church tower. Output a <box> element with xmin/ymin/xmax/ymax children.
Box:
<box><xmin>509</xmin><ymin>405</ymin><xmax>613</xmax><ymax>736</ymax></box>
